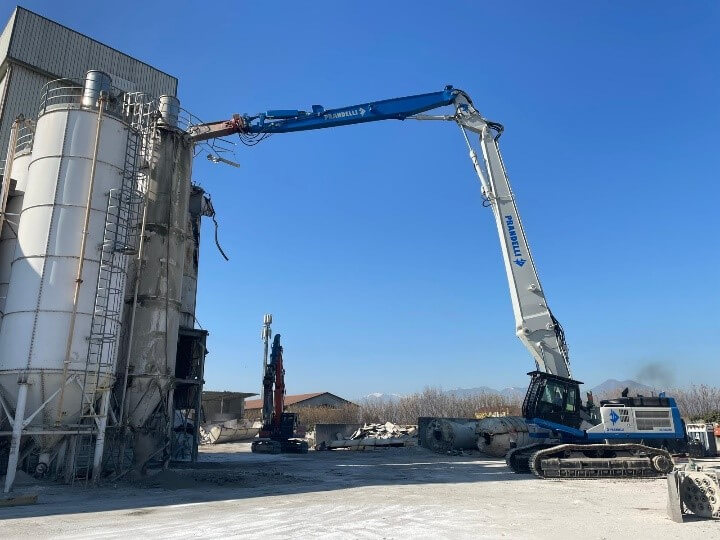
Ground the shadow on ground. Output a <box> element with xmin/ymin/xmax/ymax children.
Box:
<box><xmin>0</xmin><ymin>444</ymin><xmax>526</xmax><ymax>520</ymax></box>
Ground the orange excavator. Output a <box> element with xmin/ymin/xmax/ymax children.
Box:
<box><xmin>251</xmin><ymin>315</ymin><xmax>308</xmax><ymax>454</ymax></box>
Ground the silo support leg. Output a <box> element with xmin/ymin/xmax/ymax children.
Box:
<box><xmin>0</xmin><ymin>393</ymin><xmax>12</xmax><ymax>422</ymax></box>
<box><xmin>91</xmin><ymin>390</ymin><xmax>110</xmax><ymax>483</ymax></box>
<box><xmin>4</xmin><ymin>383</ymin><xmax>28</xmax><ymax>493</ymax></box>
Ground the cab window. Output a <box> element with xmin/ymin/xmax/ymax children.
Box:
<box><xmin>540</xmin><ymin>380</ymin><xmax>566</xmax><ymax>409</ymax></box>
<box><xmin>566</xmin><ymin>387</ymin><xmax>577</xmax><ymax>412</ymax></box>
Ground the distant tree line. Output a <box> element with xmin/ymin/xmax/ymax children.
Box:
<box><xmin>293</xmin><ymin>384</ymin><xmax>720</xmax><ymax>431</ymax></box>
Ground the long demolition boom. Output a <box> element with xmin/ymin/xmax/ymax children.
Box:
<box><xmin>188</xmin><ymin>87</ymin><xmax>571</xmax><ymax>378</ymax></box>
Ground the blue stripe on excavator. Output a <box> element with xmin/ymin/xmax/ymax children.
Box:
<box><xmin>243</xmin><ymin>87</ymin><xmax>459</xmax><ymax>134</ymax></box>
<box><xmin>530</xmin><ymin>406</ymin><xmax>687</xmax><ymax>441</ymax></box>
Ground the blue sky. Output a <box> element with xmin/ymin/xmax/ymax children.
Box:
<box><xmin>8</xmin><ymin>2</ymin><xmax>719</xmax><ymax>398</ymax></box>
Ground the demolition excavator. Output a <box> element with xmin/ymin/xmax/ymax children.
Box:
<box><xmin>251</xmin><ymin>315</ymin><xmax>308</xmax><ymax>454</ymax></box>
<box><xmin>189</xmin><ymin>86</ymin><xmax>697</xmax><ymax>477</ymax></box>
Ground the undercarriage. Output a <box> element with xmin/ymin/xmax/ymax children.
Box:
<box><xmin>506</xmin><ymin>442</ymin><xmax>674</xmax><ymax>479</ymax></box>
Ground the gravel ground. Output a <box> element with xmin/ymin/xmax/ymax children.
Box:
<box><xmin>0</xmin><ymin>443</ymin><xmax>717</xmax><ymax>539</ymax></box>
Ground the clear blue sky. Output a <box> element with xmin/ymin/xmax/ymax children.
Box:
<box><xmin>7</xmin><ymin>2</ymin><xmax>719</xmax><ymax>397</ymax></box>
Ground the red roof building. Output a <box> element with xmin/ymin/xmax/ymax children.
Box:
<box><xmin>244</xmin><ymin>392</ymin><xmax>353</xmax><ymax>418</ymax></box>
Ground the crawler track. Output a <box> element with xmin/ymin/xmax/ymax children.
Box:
<box><xmin>505</xmin><ymin>443</ymin><xmax>551</xmax><ymax>474</ymax></box>
<box><xmin>528</xmin><ymin>443</ymin><xmax>674</xmax><ymax>479</ymax></box>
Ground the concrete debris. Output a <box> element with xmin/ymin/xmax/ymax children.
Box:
<box><xmin>667</xmin><ymin>462</ymin><xmax>720</xmax><ymax>522</ymax></box>
<box><xmin>313</xmin><ymin>423</ymin><xmax>361</xmax><ymax>450</ymax></box>
<box><xmin>475</xmin><ymin>416</ymin><xmax>531</xmax><ymax>457</ymax></box>
<box><xmin>200</xmin><ymin>419</ymin><xmax>261</xmax><ymax>445</ymax></box>
<box><xmin>316</xmin><ymin>422</ymin><xmax>418</xmax><ymax>450</ymax></box>
<box><xmin>350</xmin><ymin>422</ymin><xmax>418</xmax><ymax>440</ymax></box>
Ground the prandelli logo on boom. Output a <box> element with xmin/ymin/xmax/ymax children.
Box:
<box><xmin>504</xmin><ymin>215</ymin><xmax>527</xmax><ymax>267</ymax></box>
<box><xmin>324</xmin><ymin>107</ymin><xmax>367</xmax><ymax>120</ymax></box>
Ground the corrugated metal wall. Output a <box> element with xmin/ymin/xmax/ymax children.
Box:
<box><xmin>0</xmin><ymin>7</ymin><xmax>178</xmax><ymax>161</ymax></box>
<box><xmin>0</xmin><ymin>65</ymin><xmax>51</xmax><ymax>167</ymax></box>
<box><xmin>7</xmin><ymin>8</ymin><xmax>177</xmax><ymax>96</ymax></box>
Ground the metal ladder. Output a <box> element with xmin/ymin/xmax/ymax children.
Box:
<box><xmin>73</xmin><ymin>95</ymin><xmax>151</xmax><ymax>479</ymax></box>
<box><xmin>70</xmin><ymin>432</ymin><xmax>95</xmax><ymax>484</ymax></box>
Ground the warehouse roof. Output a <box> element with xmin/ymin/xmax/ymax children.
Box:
<box><xmin>245</xmin><ymin>392</ymin><xmax>353</xmax><ymax>410</ymax></box>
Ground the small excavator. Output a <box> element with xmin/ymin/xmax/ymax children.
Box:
<box><xmin>251</xmin><ymin>314</ymin><xmax>308</xmax><ymax>454</ymax></box>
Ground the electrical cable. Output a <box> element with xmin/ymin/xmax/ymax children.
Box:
<box><xmin>212</xmin><ymin>213</ymin><xmax>229</xmax><ymax>261</ymax></box>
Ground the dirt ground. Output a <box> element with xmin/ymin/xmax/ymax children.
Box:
<box><xmin>0</xmin><ymin>443</ymin><xmax>717</xmax><ymax>539</ymax></box>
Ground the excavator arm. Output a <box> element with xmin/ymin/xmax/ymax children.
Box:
<box><xmin>452</xmin><ymin>101</ymin><xmax>571</xmax><ymax>379</ymax></box>
<box><xmin>187</xmin><ymin>86</ymin><xmax>462</xmax><ymax>141</ymax></box>
<box><xmin>188</xmin><ymin>87</ymin><xmax>571</xmax><ymax>378</ymax></box>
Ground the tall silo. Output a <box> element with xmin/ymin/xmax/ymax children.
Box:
<box><xmin>119</xmin><ymin>100</ymin><xmax>193</xmax><ymax>468</ymax></box>
<box><xmin>0</xmin><ymin>118</ymin><xmax>34</xmax><ymax>320</ymax></box>
<box><xmin>0</xmin><ymin>72</ymin><xmax>140</xmax><ymax>490</ymax></box>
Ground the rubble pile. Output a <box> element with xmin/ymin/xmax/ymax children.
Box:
<box><xmin>199</xmin><ymin>419</ymin><xmax>261</xmax><ymax>445</ymax></box>
<box><xmin>319</xmin><ymin>422</ymin><xmax>418</xmax><ymax>450</ymax></box>
<box><xmin>351</xmin><ymin>422</ymin><xmax>417</xmax><ymax>441</ymax></box>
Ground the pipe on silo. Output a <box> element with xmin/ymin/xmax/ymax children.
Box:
<box><xmin>158</xmin><ymin>95</ymin><xmax>180</xmax><ymax>128</ymax></box>
<box><xmin>56</xmin><ymin>93</ymin><xmax>106</xmax><ymax>423</ymax></box>
<box><xmin>81</xmin><ymin>70</ymin><xmax>112</xmax><ymax>109</ymax></box>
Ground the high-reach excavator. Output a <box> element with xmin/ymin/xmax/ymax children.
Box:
<box><xmin>189</xmin><ymin>86</ymin><xmax>698</xmax><ymax>477</ymax></box>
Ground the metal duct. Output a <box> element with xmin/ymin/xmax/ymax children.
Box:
<box><xmin>81</xmin><ymin>70</ymin><xmax>112</xmax><ymax>108</ymax></box>
<box><xmin>475</xmin><ymin>416</ymin><xmax>531</xmax><ymax>457</ymax></box>
<box><xmin>423</xmin><ymin>418</ymin><xmax>478</xmax><ymax>453</ymax></box>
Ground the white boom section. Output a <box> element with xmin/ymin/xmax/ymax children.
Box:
<box><xmin>452</xmin><ymin>101</ymin><xmax>571</xmax><ymax>379</ymax></box>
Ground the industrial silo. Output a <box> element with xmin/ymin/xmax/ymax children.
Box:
<box><xmin>0</xmin><ymin>118</ymin><xmax>34</xmax><ymax>320</ymax></box>
<box><xmin>119</xmin><ymin>97</ymin><xmax>193</xmax><ymax>469</ymax></box>
<box><xmin>0</xmin><ymin>71</ymin><xmax>140</xmax><ymax>489</ymax></box>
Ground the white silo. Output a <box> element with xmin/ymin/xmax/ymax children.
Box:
<box><xmin>0</xmin><ymin>71</ymin><xmax>139</xmax><ymax>490</ymax></box>
<box><xmin>0</xmin><ymin>119</ymin><xmax>34</xmax><ymax>319</ymax></box>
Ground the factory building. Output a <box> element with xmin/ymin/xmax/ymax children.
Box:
<box><xmin>0</xmin><ymin>7</ymin><xmax>211</xmax><ymax>490</ymax></box>
<box><xmin>244</xmin><ymin>392</ymin><xmax>354</xmax><ymax>420</ymax></box>
<box><xmin>202</xmin><ymin>391</ymin><xmax>258</xmax><ymax>423</ymax></box>
<box><xmin>0</xmin><ymin>7</ymin><xmax>177</xmax><ymax>167</ymax></box>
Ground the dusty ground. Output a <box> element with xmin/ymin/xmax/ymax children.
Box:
<box><xmin>0</xmin><ymin>443</ymin><xmax>717</xmax><ymax>539</ymax></box>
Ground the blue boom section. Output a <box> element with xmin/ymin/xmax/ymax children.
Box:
<box><xmin>243</xmin><ymin>86</ymin><xmax>460</xmax><ymax>134</ymax></box>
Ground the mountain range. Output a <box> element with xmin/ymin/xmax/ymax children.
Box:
<box><xmin>363</xmin><ymin>379</ymin><xmax>657</xmax><ymax>402</ymax></box>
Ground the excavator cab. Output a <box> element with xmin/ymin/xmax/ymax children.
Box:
<box><xmin>522</xmin><ymin>371</ymin><xmax>583</xmax><ymax>430</ymax></box>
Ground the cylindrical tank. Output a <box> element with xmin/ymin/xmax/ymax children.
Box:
<box><xmin>475</xmin><ymin>416</ymin><xmax>531</xmax><ymax>457</ymax></box>
<box><xmin>0</xmin><ymin>148</ymin><xmax>32</xmax><ymax>318</ymax></box>
<box><xmin>0</xmin><ymin>76</ymin><xmax>131</xmax><ymax>445</ymax></box>
<box><xmin>123</xmin><ymin>125</ymin><xmax>191</xmax><ymax>441</ymax></box>
<box><xmin>81</xmin><ymin>71</ymin><xmax>112</xmax><ymax>108</ymax></box>
<box><xmin>157</xmin><ymin>95</ymin><xmax>180</xmax><ymax>128</ymax></box>
<box><xmin>424</xmin><ymin>418</ymin><xmax>478</xmax><ymax>453</ymax></box>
